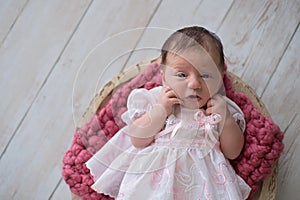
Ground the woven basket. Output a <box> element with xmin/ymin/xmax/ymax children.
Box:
<box><xmin>72</xmin><ymin>58</ymin><xmax>278</xmax><ymax>200</ymax></box>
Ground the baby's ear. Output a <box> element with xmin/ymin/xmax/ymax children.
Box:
<box><xmin>160</xmin><ymin>68</ymin><xmax>164</xmax><ymax>75</ymax></box>
<box><xmin>160</xmin><ymin>69</ymin><xmax>166</xmax><ymax>85</ymax></box>
<box><xmin>221</xmin><ymin>69</ymin><xmax>225</xmax><ymax>78</ymax></box>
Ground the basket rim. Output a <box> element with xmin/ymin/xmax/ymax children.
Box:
<box><xmin>76</xmin><ymin>58</ymin><xmax>277</xmax><ymax>200</ymax></box>
<box><xmin>78</xmin><ymin>58</ymin><xmax>270</xmax><ymax>127</ymax></box>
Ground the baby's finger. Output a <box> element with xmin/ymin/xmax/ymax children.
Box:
<box><xmin>162</xmin><ymin>86</ymin><xmax>171</xmax><ymax>93</ymax></box>
<box><xmin>165</xmin><ymin>89</ymin><xmax>179</xmax><ymax>98</ymax></box>
<box><xmin>169</xmin><ymin>97</ymin><xmax>182</xmax><ymax>105</ymax></box>
<box><xmin>206</xmin><ymin>107</ymin><xmax>213</xmax><ymax>115</ymax></box>
<box><xmin>206</xmin><ymin>98</ymin><xmax>213</xmax><ymax>108</ymax></box>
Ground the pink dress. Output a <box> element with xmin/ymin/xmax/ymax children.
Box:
<box><xmin>86</xmin><ymin>86</ymin><xmax>251</xmax><ymax>200</ymax></box>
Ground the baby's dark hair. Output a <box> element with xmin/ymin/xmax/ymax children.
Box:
<box><xmin>161</xmin><ymin>26</ymin><xmax>225</xmax><ymax>70</ymax></box>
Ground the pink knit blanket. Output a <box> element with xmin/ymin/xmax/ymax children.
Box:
<box><xmin>62</xmin><ymin>62</ymin><xmax>284</xmax><ymax>200</ymax></box>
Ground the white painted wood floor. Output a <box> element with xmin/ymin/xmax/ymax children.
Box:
<box><xmin>0</xmin><ymin>0</ymin><xmax>299</xmax><ymax>199</ymax></box>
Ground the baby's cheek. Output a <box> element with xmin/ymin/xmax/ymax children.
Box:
<box><xmin>207</xmin><ymin>80</ymin><xmax>223</xmax><ymax>96</ymax></box>
<box><xmin>206</xmin><ymin>84</ymin><xmax>218</xmax><ymax>97</ymax></box>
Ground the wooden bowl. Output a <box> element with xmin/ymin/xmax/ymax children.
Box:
<box><xmin>72</xmin><ymin>58</ymin><xmax>278</xmax><ymax>200</ymax></box>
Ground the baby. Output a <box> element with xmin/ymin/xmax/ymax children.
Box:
<box><xmin>86</xmin><ymin>26</ymin><xmax>251</xmax><ymax>199</ymax></box>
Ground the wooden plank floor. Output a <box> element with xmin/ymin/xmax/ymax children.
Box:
<box><xmin>0</xmin><ymin>0</ymin><xmax>299</xmax><ymax>199</ymax></box>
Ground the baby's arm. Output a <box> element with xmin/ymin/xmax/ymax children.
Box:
<box><xmin>130</xmin><ymin>87</ymin><xmax>181</xmax><ymax>148</ymax></box>
<box><xmin>206</xmin><ymin>95</ymin><xmax>244</xmax><ymax>160</ymax></box>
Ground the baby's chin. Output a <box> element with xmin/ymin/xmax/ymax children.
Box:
<box><xmin>180</xmin><ymin>101</ymin><xmax>207</xmax><ymax>110</ymax></box>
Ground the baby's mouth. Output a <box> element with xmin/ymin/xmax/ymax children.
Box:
<box><xmin>186</xmin><ymin>95</ymin><xmax>202</xmax><ymax>102</ymax></box>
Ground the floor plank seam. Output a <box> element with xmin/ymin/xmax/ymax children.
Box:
<box><xmin>48</xmin><ymin>177</ymin><xmax>63</xmax><ymax>199</ymax></box>
<box><xmin>283</xmin><ymin>112</ymin><xmax>298</xmax><ymax>134</ymax></box>
<box><xmin>120</xmin><ymin>0</ymin><xmax>163</xmax><ymax>71</ymax></box>
<box><xmin>0</xmin><ymin>0</ymin><xmax>95</xmax><ymax>161</ymax></box>
<box><xmin>216</xmin><ymin>0</ymin><xmax>234</xmax><ymax>33</ymax></box>
<box><xmin>0</xmin><ymin>100</ymin><xmax>32</xmax><ymax>160</ymax></box>
<box><xmin>0</xmin><ymin>0</ymin><xmax>30</xmax><ymax>47</ymax></box>
<box><xmin>260</xmin><ymin>22</ymin><xmax>300</xmax><ymax>98</ymax></box>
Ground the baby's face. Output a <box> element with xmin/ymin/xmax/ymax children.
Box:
<box><xmin>161</xmin><ymin>49</ymin><xmax>223</xmax><ymax>109</ymax></box>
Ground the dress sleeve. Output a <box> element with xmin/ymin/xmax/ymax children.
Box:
<box><xmin>121</xmin><ymin>87</ymin><xmax>161</xmax><ymax>125</ymax></box>
<box><xmin>224</xmin><ymin>97</ymin><xmax>246</xmax><ymax>132</ymax></box>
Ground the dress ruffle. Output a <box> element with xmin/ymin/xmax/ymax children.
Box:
<box><xmin>87</xmin><ymin>136</ymin><xmax>251</xmax><ymax>199</ymax></box>
<box><xmin>85</xmin><ymin>87</ymin><xmax>251</xmax><ymax>199</ymax></box>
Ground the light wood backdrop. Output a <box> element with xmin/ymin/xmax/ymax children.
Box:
<box><xmin>0</xmin><ymin>0</ymin><xmax>299</xmax><ymax>199</ymax></box>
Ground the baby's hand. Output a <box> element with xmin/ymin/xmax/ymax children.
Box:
<box><xmin>157</xmin><ymin>86</ymin><xmax>182</xmax><ymax>116</ymax></box>
<box><xmin>206</xmin><ymin>95</ymin><xmax>230</xmax><ymax>120</ymax></box>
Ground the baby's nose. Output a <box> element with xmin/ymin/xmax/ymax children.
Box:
<box><xmin>188</xmin><ymin>75</ymin><xmax>201</xmax><ymax>89</ymax></box>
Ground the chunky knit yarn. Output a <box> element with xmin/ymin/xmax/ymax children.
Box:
<box><xmin>62</xmin><ymin>62</ymin><xmax>284</xmax><ymax>199</ymax></box>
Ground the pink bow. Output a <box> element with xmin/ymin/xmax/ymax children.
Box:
<box><xmin>193</xmin><ymin>110</ymin><xmax>222</xmax><ymax>126</ymax></box>
<box><xmin>194</xmin><ymin>110</ymin><xmax>222</xmax><ymax>148</ymax></box>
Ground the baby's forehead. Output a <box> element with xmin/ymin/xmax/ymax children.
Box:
<box><xmin>164</xmin><ymin>50</ymin><xmax>223</xmax><ymax>76</ymax></box>
<box><xmin>167</xmin><ymin>49</ymin><xmax>218</xmax><ymax>67</ymax></box>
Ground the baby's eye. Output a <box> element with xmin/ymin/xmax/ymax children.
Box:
<box><xmin>200</xmin><ymin>74</ymin><xmax>211</xmax><ymax>79</ymax></box>
<box><xmin>176</xmin><ymin>73</ymin><xmax>187</xmax><ymax>78</ymax></box>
